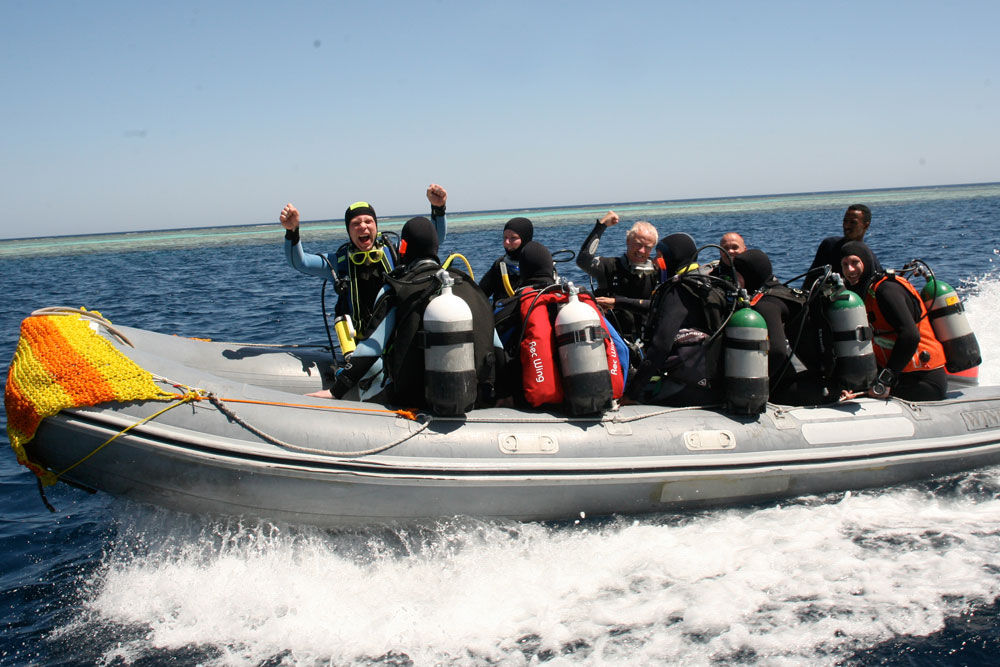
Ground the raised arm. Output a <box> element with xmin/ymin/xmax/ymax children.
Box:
<box><xmin>427</xmin><ymin>183</ymin><xmax>448</xmax><ymax>245</ymax></box>
<box><xmin>280</xmin><ymin>202</ymin><xmax>336</xmax><ymax>278</ymax></box>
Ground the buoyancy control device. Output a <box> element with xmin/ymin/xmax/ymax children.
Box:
<box><xmin>422</xmin><ymin>270</ymin><xmax>477</xmax><ymax>415</ymax></box>
<box><xmin>724</xmin><ymin>302</ymin><xmax>769</xmax><ymax>414</ymax></box>
<box><xmin>824</xmin><ymin>275</ymin><xmax>878</xmax><ymax>390</ymax></box>
<box><xmin>554</xmin><ymin>283</ymin><xmax>614</xmax><ymax>415</ymax></box>
<box><xmin>902</xmin><ymin>260</ymin><xmax>982</xmax><ymax>373</ymax></box>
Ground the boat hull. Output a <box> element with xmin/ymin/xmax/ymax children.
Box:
<box><xmin>17</xmin><ymin>323</ymin><xmax>1000</xmax><ymax>526</ymax></box>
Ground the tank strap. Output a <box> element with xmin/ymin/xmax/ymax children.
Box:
<box><xmin>555</xmin><ymin>325</ymin><xmax>607</xmax><ymax>346</ymax></box>
<box><xmin>723</xmin><ymin>337</ymin><xmax>769</xmax><ymax>352</ymax></box>
<box><xmin>832</xmin><ymin>325</ymin><xmax>873</xmax><ymax>342</ymax></box>
<box><xmin>417</xmin><ymin>330</ymin><xmax>476</xmax><ymax>348</ymax></box>
<box><xmin>928</xmin><ymin>302</ymin><xmax>965</xmax><ymax>319</ymax></box>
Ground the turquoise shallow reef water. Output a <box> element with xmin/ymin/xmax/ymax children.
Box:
<box><xmin>3</xmin><ymin>183</ymin><xmax>1000</xmax><ymax>664</ymax></box>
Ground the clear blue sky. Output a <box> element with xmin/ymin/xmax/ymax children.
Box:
<box><xmin>2</xmin><ymin>1</ymin><xmax>997</xmax><ymax>238</ymax></box>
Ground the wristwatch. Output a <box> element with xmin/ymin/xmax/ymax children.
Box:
<box><xmin>871</xmin><ymin>368</ymin><xmax>897</xmax><ymax>396</ymax></box>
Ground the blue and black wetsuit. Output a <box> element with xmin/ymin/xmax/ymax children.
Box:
<box><xmin>283</xmin><ymin>211</ymin><xmax>446</xmax><ymax>337</ymax></box>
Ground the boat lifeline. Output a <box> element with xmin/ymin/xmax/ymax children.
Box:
<box><xmin>6</xmin><ymin>307</ymin><xmax>1000</xmax><ymax>527</ymax></box>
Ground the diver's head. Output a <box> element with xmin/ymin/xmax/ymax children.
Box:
<box><xmin>503</xmin><ymin>217</ymin><xmax>534</xmax><ymax>258</ymax></box>
<box><xmin>345</xmin><ymin>201</ymin><xmax>378</xmax><ymax>251</ymax></box>
<box><xmin>733</xmin><ymin>248</ymin><xmax>773</xmax><ymax>293</ymax></box>
<box><xmin>625</xmin><ymin>221</ymin><xmax>658</xmax><ymax>265</ymax></box>
<box><xmin>517</xmin><ymin>241</ymin><xmax>555</xmax><ymax>287</ymax></box>
<box><xmin>655</xmin><ymin>232</ymin><xmax>697</xmax><ymax>277</ymax></box>
<box><xmin>840</xmin><ymin>240</ymin><xmax>878</xmax><ymax>292</ymax></box>
<box><xmin>398</xmin><ymin>216</ymin><xmax>439</xmax><ymax>265</ymax></box>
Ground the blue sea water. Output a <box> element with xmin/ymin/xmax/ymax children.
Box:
<box><xmin>2</xmin><ymin>183</ymin><xmax>1000</xmax><ymax>665</ymax></box>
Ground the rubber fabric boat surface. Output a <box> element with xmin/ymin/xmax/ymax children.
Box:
<box><xmin>8</xmin><ymin>310</ymin><xmax>1000</xmax><ymax>526</ymax></box>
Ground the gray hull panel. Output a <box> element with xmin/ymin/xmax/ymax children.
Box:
<box><xmin>21</xmin><ymin>324</ymin><xmax>1000</xmax><ymax>526</ymax></box>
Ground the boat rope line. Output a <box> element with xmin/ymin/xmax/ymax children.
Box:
<box><xmin>52</xmin><ymin>392</ymin><xmax>202</xmax><ymax>481</ymax></box>
<box><xmin>43</xmin><ymin>385</ymin><xmax>429</xmax><ymax>486</ymax></box>
<box><xmin>28</xmin><ymin>306</ymin><xmax>135</xmax><ymax>347</ymax></box>
<box><xmin>200</xmin><ymin>392</ymin><xmax>431</xmax><ymax>457</ymax></box>
<box><xmin>153</xmin><ymin>377</ymin><xmax>431</xmax><ymax>456</ymax></box>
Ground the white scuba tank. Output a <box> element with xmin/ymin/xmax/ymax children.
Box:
<box><xmin>554</xmin><ymin>283</ymin><xmax>612</xmax><ymax>415</ymax></box>
<box><xmin>724</xmin><ymin>305</ymin><xmax>769</xmax><ymax>414</ymax></box>
<box><xmin>422</xmin><ymin>270</ymin><xmax>477</xmax><ymax>416</ymax></box>
<box><xmin>826</xmin><ymin>277</ymin><xmax>877</xmax><ymax>391</ymax></box>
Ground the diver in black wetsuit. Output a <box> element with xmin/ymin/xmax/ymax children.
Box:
<box><xmin>575</xmin><ymin>210</ymin><xmax>658</xmax><ymax>345</ymax></box>
<box><xmin>734</xmin><ymin>249</ymin><xmax>828</xmax><ymax>405</ymax></box>
<box><xmin>479</xmin><ymin>217</ymin><xmax>534</xmax><ymax>303</ymax></box>
<box><xmin>625</xmin><ymin>233</ymin><xmax>732</xmax><ymax>406</ymax></box>
<box><xmin>840</xmin><ymin>241</ymin><xmax>948</xmax><ymax>402</ymax></box>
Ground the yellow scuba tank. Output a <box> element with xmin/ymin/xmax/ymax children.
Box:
<box><xmin>554</xmin><ymin>282</ymin><xmax>612</xmax><ymax>415</ymax></box>
<box><xmin>724</xmin><ymin>303</ymin><xmax>769</xmax><ymax>414</ymax></box>
<box><xmin>422</xmin><ymin>270</ymin><xmax>477</xmax><ymax>416</ymax></box>
<box><xmin>333</xmin><ymin>315</ymin><xmax>356</xmax><ymax>357</ymax></box>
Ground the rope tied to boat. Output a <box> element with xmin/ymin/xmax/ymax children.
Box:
<box><xmin>196</xmin><ymin>390</ymin><xmax>430</xmax><ymax>457</ymax></box>
<box><xmin>27</xmin><ymin>389</ymin><xmax>202</xmax><ymax>510</ymax></box>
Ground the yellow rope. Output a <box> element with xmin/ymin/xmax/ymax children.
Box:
<box><xmin>51</xmin><ymin>391</ymin><xmax>200</xmax><ymax>481</ymax></box>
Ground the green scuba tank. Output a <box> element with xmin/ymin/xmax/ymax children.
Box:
<box><xmin>724</xmin><ymin>307</ymin><xmax>769</xmax><ymax>414</ymax></box>
<box><xmin>827</xmin><ymin>287</ymin><xmax>877</xmax><ymax>391</ymax></box>
<box><xmin>920</xmin><ymin>278</ymin><xmax>981</xmax><ymax>373</ymax></box>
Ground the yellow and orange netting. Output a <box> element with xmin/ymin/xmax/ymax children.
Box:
<box><xmin>4</xmin><ymin>309</ymin><xmax>173</xmax><ymax>482</ymax></box>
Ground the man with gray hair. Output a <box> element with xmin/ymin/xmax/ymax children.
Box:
<box><xmin>576</xmin><ymin>210</ymin><xmax>659</xmax><ymax>344</ymax></box>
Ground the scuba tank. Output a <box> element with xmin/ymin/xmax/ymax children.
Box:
<box><xmin>723</xmin><ymin>303</ymin><xmax>769</xmax><ymax>414</ymax></box>
<box><xmin>920</xmin><ymin>277</ymin><xmax>981</xmax><ymax>373</ymax></box>
<box><xmin>333</xmin><ymin>315</ymin><xmax>356</xmax><ymax>357</ymax></box>
<box><xmin>824</xmin><ymin>275</ymin><xmax>877</xmax><ymax>390</ymax></box>
<box><xmin>422</xmin><ymin>270</ymin><xmax>477</xmax><ymax>416</ymax></box>
<box><xmin>554</xmin><ymin>282</ymin><xmax>612</xmax><ymax>415</ymax></box>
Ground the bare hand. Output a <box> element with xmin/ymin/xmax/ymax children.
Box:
<box><xmin>595</xmin><ymin>296</ymin><xmax>616</xmax><ymax>309</ymax></box>
<box><xmin>280</xmin><ymin>203</ymin><xmax>300</xmax><ymax>231</ymax></box>
<box><xmin>599</xmin><ymin>210</ymin><xmax>619</xmax><ymax>227</ymax></box>
<box><xmin>838</xmin><ymin>389</ymin><xmax>861</xmax><ymax>402</ymax></box>
<box><xmin>426</xmin><ymin>183</ymin><xmax>447</xmax><ymax>207</ymax></box>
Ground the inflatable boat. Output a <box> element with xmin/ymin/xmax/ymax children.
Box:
<box><xmin>6</xmin><ymin>308</ymin><xmax>1000</xmax><ymax>527</ymax></box>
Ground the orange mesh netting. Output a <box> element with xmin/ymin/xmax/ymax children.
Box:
<box><xmin>4</xmin><ymin>310</ymin><xmax>172</xmax><ymax>481</ymax></box>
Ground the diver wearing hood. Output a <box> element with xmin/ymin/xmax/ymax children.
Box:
<box><xmin>492</xmin><ymin>240</ymin><xmax>557</xmax><ymax>399</ymax></box>
<box><xmin>575</xmin><ymin>211</ymin><xmax>659</xmax><ymax>344</ymax></box>
<box><xmin>492</xmin><ymin>241</ymin><xmax>627</xmax><ymax>412</ymax></box>
<box><xmin>625</xmin><ymin>233</ymin><xmax>733</xmax><ymax>406</ymax></box>
<box><xmin>479</xmin><ymin>217</ymin><xmax>534</xmax><ymax>303</ymax></box>
<box><xmin>279</xmin><ymin>184</ymin><xmax>448</xmax><ymax>339</ymax></box>
<box><xmin>734</xmin><ymin>249</ymin><xmax>828</xmax><ymax>405</ymax></box>
<box><xmin>840</xmin><ymin>241</ymin><xmax>947</xmax><ymax>401</ymax></box>
<box><xmin>311</xmin><ymin>216</ymin><xmax>500</xmax><ymax>413</ymax></box>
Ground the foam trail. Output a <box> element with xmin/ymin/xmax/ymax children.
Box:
<box><xmin>964</xmin><ymin>270</ymin><xmax>1000</xmax><ymax>384</ymax></box>
<box><xmin>56</xmin><ymin>474</ymin><xmax>1000</xmax><ymax>665</ymax></box>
